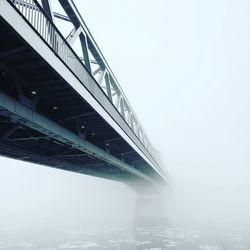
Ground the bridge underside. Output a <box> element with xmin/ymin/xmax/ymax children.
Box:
<box><xmin>0</xmin><ymin>16</ymin><xmax>165</xmax><ymax>194</ymax></box>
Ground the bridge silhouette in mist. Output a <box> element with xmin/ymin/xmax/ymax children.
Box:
<box><xmin>0</xmin><ymin>0</ymin><xmax>167</xmax><ymax>196</ymax></box>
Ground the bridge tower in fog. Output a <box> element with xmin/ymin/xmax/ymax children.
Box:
<box><xmin>0</xmin><ymin>0</ymin><xmax>168</xmax><ymax>199</ymax></box>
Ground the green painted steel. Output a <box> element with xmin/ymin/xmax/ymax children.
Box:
<box><xmin>0</xmin><ymin>91</ymin><xmax>156</xmax><ymax>186</ymax></box>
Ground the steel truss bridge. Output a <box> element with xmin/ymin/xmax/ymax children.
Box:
<box><xmin>0</xmin><ymin>0</ymin><xmax>167</xmax><ymax>194</ymax></box>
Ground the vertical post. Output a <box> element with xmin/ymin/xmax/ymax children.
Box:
<box><xmin>79</xmin><ymin>33</ymin><xmax>91</xmax><ymax>73</ymax></box>
<box><xmin>105</xmin><ymin>73</ymin><xmax>113</xmax><ymax>101</ymax></box>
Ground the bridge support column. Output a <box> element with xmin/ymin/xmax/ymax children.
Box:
<box><xmin>134</xmin><ymin>195</ymin><xmax>167</xmax><ymax>226</ymax></box>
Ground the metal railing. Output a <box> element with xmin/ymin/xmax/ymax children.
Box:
<box><xmin>8</xmin><ymin>0</ymin><xmax>164</xmax><ymax>172</ymax></box>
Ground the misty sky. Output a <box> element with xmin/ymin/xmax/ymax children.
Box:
<box><xmin>73</xmin><ymin>0</ymin><xmax>250</xmax><ymax>224</ymax></box>
<box><xmin>0</xmin><ymin>0</ymin><xmax>250</xmax><ymax>228</ymax></box>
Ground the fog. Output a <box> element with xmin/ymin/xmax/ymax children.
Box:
<box><xmin>1</xmin><ymin>0</ymin><xmax>250</xmax><ymax>247</ymax></box>
<box><xmin>71</xmin><ymin>0</ymin><xmax>250</xmax><ymax>228</ymax></box>
<box><xmin>0</xmin><ymin>156</ymin><xmax>136</xmax><ymax>230</ymax></box>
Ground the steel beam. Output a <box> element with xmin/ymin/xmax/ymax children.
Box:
<box><xmin>53</xmin><ymin>12</ymin><xmax>71</xmax><ymax>22</ymax></box>
<box><xmin>0</xmin><ymin>124</ymin><xmax>19</xmax><ymax>143</ymax></box>
<box><xmin>105</xmin><ymin>73</ymin><xmax>112</xmax><ymax>101</ymax></box>
<box><xmin>41</xmin><ymin>0</ymin><xmax>54</xmax><ymax>22</ymax></box>
<box><xmin>79</xmin><ymin>33</ymin><xmax>91</xmax><ymax>73</ymax></box>
<box><xmin>0</xmin><ymin>91</ymin><xmax>157</xmax><ymax>186</ymax></box>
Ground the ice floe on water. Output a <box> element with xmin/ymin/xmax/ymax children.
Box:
<box><xmin>142</xmin><ymin>248</ymin><xmax>163</xmax><ymax>250</ymax></box>
<box><xmin>198</xmin><ymin>245</ymin><xmax>222</xmax><ymax>250</ymax></box>
<box><xmin>59</xmin><ymin>241</ymin><xmax>101</xmax><ymax>249</ymax></box>
<box><xmin>0</xmin><ymin>242</ymin><xmax>33</xmax><ymax>249</ymax></box>
<box><xmin>1</xmin><ymin>225</ymin><xmax>250</xmax><ymax>249</ymax></box>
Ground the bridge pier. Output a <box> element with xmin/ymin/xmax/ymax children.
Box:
<box><xmin>134</xmin><ymin>195</ymin><xmax>167</xmax><ymax>226</ymax></box>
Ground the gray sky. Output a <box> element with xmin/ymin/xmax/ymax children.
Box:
<box><xmin>1</xmin><ymin>0</ymin><xmax>250</xmax><ymax>227</ymax></box>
